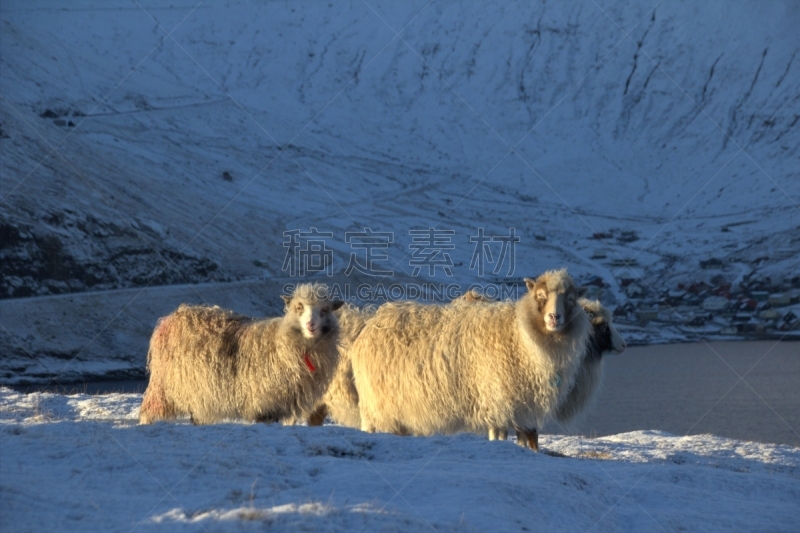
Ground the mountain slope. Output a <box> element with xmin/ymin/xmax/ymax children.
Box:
<box><xmin>1</xmin><ymin>0</ymin><xmax>798</xmax><ymax>379</ymax></box>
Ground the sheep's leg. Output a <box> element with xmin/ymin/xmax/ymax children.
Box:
<box><xmin>139</xmin><ymin>383</ymin><xmax>175</xmax><ymax>424</ymax></box>
<box><xmin>306</xmin><ymin>404</ymin><xmax>328</xmax><ymax>426</ymax></box>
<box><xmin>190</xmin><ymin>412</ymin><xmax>216</xmax><ymax>425</ymax></box>
<box><xmin>529</xmin><ymin>429</ymin><xmax>540</xmax><ymax>451</ymax></box>
<box><xmin>488</xmin><ymin>427</ymin><xmax>509</xmax><ymax>441</ymax></box>
<box><xmin>393</xmin><ymin>423</ymin><xmax>411</xmax><ymax>437</ymax></box>
<box><xmin>359</xmin><ymin>412</ymin><xmax>376</xmax><ymax>433</ymax></box>
<box><xmin>513</xmin><ymin>426</ymin><xmax>539</xmax><ymax>452</ymax></box>
<box><xmin>255</xmin><ymin>412</ymin><xmax>280</xmax><ymax>424</ymax></box>
<box><xmin>358</xmin><ymin>404</ymin><xmax>378</xmax><ymax>433</ymax></box>
<box><xmin>520</xmin><ymin>429</ymin><xmax>539</xmax><ymax>452</ymax></box>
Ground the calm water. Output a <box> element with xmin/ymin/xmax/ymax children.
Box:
<box><xmin>11</xmin><ymin>341</ymin><xmax>799</xmax><ymax>447</ymax></box>
<box><xmin>556</xmin><ymin>341</ymin><xmax>800</xmax><ymax>447</ymax></box>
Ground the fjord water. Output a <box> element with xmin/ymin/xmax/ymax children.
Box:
<box><xmin>563</xmin><ymin>341</ymin><xmax>800</xmax><ymax>447</ymax></box>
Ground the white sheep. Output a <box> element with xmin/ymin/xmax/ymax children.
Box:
<box><xmin>304</xmin><ymin>293</ymin><xmax>484</xmax><ymax>428</ymax></box>
<box><xmin>138</xmin><ymin>283</ymin><xmax>343</xmax><ymax>425</ymax></box>
<box><xmin>490</xmin><ymin>298</ymin><xmax>627</xmax><ymax>445</ymax></box>
<box><xmin>300</xmin><ymin>303</ymin><xmax>376</xmax><ymax>428</ymax></box>
<box><xmin>302</xmin><ymin>292</ymin><xmax>491</xmax><ymax>428</ymax></box>
<box><xmin>350</xmin><ymin>269</ymin><xmax>589</xmax><ymax>451</ymax></box>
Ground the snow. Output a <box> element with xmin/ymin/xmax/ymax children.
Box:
<box><xmin>1</xmin><ymin>387</ymin><xmax>799</xmax><ymax>532</ymax></box>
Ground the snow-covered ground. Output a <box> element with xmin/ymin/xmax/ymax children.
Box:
<box><xmin>1</xmin><ymin>387</ymin><xmax>799</xmax><ymax>532</ymax></box>
<box><xmin>1</xmin><ymin>0</ymin><xmax>799</xmax><ymax>383</ymax></box>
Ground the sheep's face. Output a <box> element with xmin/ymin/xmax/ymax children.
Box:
<box><xmin>296</xmin><ymin>300</ymin><xmax>342</xmax><ymax>339</ymax></box>
<box><xmin>281</xmin><ymin>284</ymin><xmax>344</xmax><ymax>340</ymax></box>
<box><xmin>524</xmin><ymin>270</ymin><xmax>585</xmax><ymax>333</ymax></box>
<box><xmin>583</xmin><ymin>301</ymin><xmax>627</xmax><ymax>354</ymax></box>
<box><xmin>537</xmin><ymin>288</ymin><xmax>575</xmax><ymax>332</ymax></box>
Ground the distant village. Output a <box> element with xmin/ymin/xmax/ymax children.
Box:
<box><xmin>586</xmin><ymin>231</ymin><xmax>800</xmax><ymax>341</ymax></box>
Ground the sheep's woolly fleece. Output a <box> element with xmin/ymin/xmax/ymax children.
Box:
<box><xmin>306</xmin><ymin>303</ymin><xmax>375</xmax><ymax>428</ymax></box>
<box><xmin>351</xmin><ymin>269</ymin><xmax>589</xmax><ymax>437</ymax></box>
<box><xmin>140</xmin><ymin>283</ymin><xmax>341</xmax><ymax>425</ymax></box>
<box><xmin>1</xmin><ymin>388</ymin><xmax>798</xmax><ymax>532</ymax></box>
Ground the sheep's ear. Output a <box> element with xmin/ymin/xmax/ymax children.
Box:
<box><xmin>524</xmin><ymin>278</ymin><xmax>536</xmax><ymax>292</ymax></box>
<box><xmin>576</xmin><ymin>286</ymin><xmax>588</xmax><ymax>297</ymax></box>
<box><xmin>280</xmin><ymin>294</ymin><xmax>292</xmax><ymax>306</ymax></box>
<box><xmin>331</xmin><ymin>300</ymin><xmax>345</xmax><ymax>311</ymax></box>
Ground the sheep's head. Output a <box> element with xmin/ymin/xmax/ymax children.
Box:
<box><xmin>452</xmin><ymin>289</ymin><xmax>494</xmax><ymax>305</ymax></box>
<box><xmin>281</xmin><ymin>283</ymin><xmax>344</xmax><ymax>340</ymax></box>
<box><xmin>524</xmin><ymin>269</ymin><xmax>586</xmax><ymax>333</ymax></box>
<box><xmin>581</xmin><ymin>299</ymin><xmax>626</xmax><ymax>355</ymax></box>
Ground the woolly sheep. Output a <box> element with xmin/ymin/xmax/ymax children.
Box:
<box><xmin>491</xmin><ymin>298</ymin><xmax>627</xmax><ymax>445</ymax></box>
<box><xmin>139</xmin><ymin>283</ymin><xmax>343</xmax><ymax>425</ymax></box>
<box><xmin>302</xmin><ymin>292</ymin><xmax>491</xmax><ymax>428</ymax></box>
<box><xmin>452</xmin><ymin>288</ymin><xmax>492</xmax><ymax>304</ymax></box>
<box><xmin>554</xmin><ymin>298</ymin><xmax>626</xmax><ymax>423</ymax></box>
<box><xmin>299</xmin><ymin>303</ymin><xmax>376</xmax><ymax>428</ymax></box>
<box><xmin>350</xmin><ymin>269</ymin><xmax>589</xmax><ymax>450</ymax></box>
<box><xmin>303</xmin><ymin>293</ymin><xmax>488</xmax><ymax>428</ymax></box>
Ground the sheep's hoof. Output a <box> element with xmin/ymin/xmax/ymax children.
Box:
<box><xmin>307</xmin><ymin>405</ymin><xmax>328</xmax><ymax>427</ymax></box>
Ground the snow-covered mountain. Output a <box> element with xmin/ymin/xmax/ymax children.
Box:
<box><xmin>1</xmin><ymin>1</ymin><xmax>798</xmax><ymax>382</ymax></box>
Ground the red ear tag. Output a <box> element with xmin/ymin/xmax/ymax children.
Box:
<box><xmin>304</xmin><ymin>353</ymin><xmax>316</xmax><ymax>373</ymax></box>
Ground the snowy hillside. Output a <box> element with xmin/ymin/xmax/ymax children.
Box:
<box><xmin>1</xmin><ymin>0</ymin><xmax>799</xmax><ymax>382</ymax></box>
<box><xmin>1</xmin><ymin>388</ymin><xmax>799</xmax><ymax>532</ymax></box>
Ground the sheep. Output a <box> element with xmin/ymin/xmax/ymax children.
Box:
<box><xmin>302</xmin><ymin>291</ymin><xmax>496</xmax><ymax>428</ymax></box>
<box><xmin>299</xmin><ymin>303</ymin><xmax>376</xmax><ymax>428</ymax></box>
<box><xmin>452</xmin><ymin>288</ymin><xmax>492</xmax><ymax>304</ymax></box>
<box><xmin>554</xmin><ymin>298</ymin><xmax>626</xmax><ymax>423</ymax></box>
<box><xmin>490</xmin><ymin>298</ymin><xmax>627</xmax><ymax>446</ymax></box>
<box><xmin>138</xmin><ymin>283</ymin><xmax>343</xmax><ymax>425</ymax></box>
<box><xmin>349</xmin><ymin>268</ymin><xmax>589</xmax><ymax>451</ymax></box>
<box><xmin>302</xmin><ymin>292</ymin><xmax>491</xmax><ymax>428</ymax></box>
<box><xmin>305</xmin><ymin>293</ymin><xmax>486</xmax><ymax>428</ymax></box>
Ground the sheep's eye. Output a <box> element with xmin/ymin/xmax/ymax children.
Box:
<box><xmin>296</xmin><ymin>303</ymin><xmax>304</xmax><ymax>313</ymax></box>
<box><xmin>588</xmin><ymin>312</ymin><xmax>595</xmax><ymax>319</ymax></box>
<box><xmin>320</xmin><ymin>308</ymin><xmax>328</xmax><ymax>316</ymax></box>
